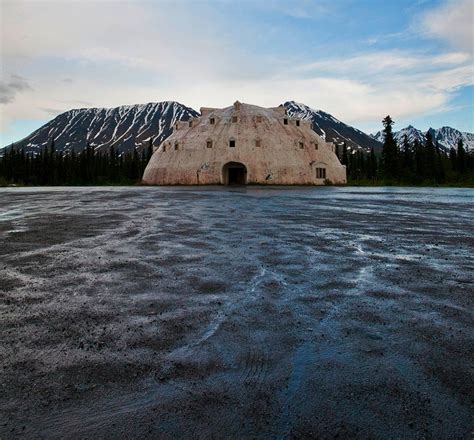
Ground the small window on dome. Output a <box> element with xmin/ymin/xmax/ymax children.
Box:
<box><xmin>299</xmin><ymin>141</ymin><xmax>304</xmax><ymax>149</ymax></box>
<box><xmin>163</xmin><ymin>145</ymin><xmax>166</xmax><ymax>152</ymax></box>
<box><xmin>229</xmin><ymin>139</ymin><xmax>236</xmax><ymax>148</ymax></box>
<box><xmin>283</xmin><ymin>118</ymin><xmax>288</xmax><ymax>125</ymax></box>
<box><xmin>296</xmin><ymin>120</ymin><xmax>300</xmax><ymax>127</ymax></box>
<box><xmin>316</xmin><ymin>168</ymin><xmax>326</xmax><ymax>179</ymax></box>
<box><xmin>255</xmin><ymin>139</ymin><xmax>261</xmax><ymax>148</ymax></box>
<box><xmin>256</xmin><ymin>115</ymin><xmax>262</xmax><ymax>123</ymax></box>
<box><xmin>314</xmin><ymin>142</ymin><xmax>318</xmax><ymax>150</ymax></box>
<box><xmin>206</xmin><ymin>140</ymin><xmax>213</xmax><ymax>148</ymax></box>
<box><xmin>174</xmin><ymin>142</ymin><xmax>179</xmax><ymax>150</ymax></box>
<box><xmin>210</xmin><ymin>117</ymin><xmax>215</xmax><ymax>125</ymax></box>
<box><xmin>232</xmin><ymin>116</ymin><xmax>238</xmax><ymax>123</ymax></box>
<box><xmin>189</xmin><ymin>120</ymin><xmax>193</xmax><ymax>127</ymax></box>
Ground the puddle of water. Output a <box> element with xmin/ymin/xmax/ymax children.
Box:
<box><xmin>0</xmin><ymin>209</ymin><xmax>24</xmax><ymax>221</ymax></box>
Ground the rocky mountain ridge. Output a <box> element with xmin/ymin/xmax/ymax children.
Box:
<box><xmin>371</xmin><ymin>125</ymin><xmax>474</xmax><ymax>152</ymax></box>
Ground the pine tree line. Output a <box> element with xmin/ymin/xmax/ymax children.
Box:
<box><xmin>335</xmin><ymin>115</ymin><xmax>474</xmax><ymax>185</ymax></box>
<box><xmin>0</xmin><ymin>139</ymin><xmax>154</xmax><ymax>186</ymax></box>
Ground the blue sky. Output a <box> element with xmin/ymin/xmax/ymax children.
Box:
<box><xmin>1</xmin><ymin>0</ymin><xmax>472</xmax><ymax>146</ymax></box>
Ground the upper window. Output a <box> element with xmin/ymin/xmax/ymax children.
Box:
<box><xmin>316</xmin><ymin>168</ymin><xmax>326</xmax><ymax>179</ymax></box>
<box><xmin>296</xmin><ymin>120</ymin><xmax>300</xmax><ymax>127</ymax></box>
<box><xmin>255</xmin><ymin>139</ymin><xmax>261</xmax><ymax>148</ymax></box>
<box><xmin>163</xmin><ymin>145</ymin><xmax>166</xmax><ymax>152</ymax></box>
<box><xmin>299</xmin><ymin>141</ymin><xmax>304</xmax><ymax>149</ymax></box>
<box><xmin>175</xmin><ymin>123</ymin><xmax>179</xmax><ymax>130</ymax></box>
<box><xmin>210</xmin><ymin>117</ymin><xmax>215</xmax><ymax>125</ymax></box>
<box><xmin>283</xmin><ymin>118</ymin><xmax>288</xmax><ymax>125</ymax></box>
<box><xmin>189</xmin><ymin>120</ymin><xmax>193</xmax><ymax>127</ymax></box>
<box><xmin>174</xmin><ymin>142</ymin><xmax>179</xmax><ymax>150</ymax></box>
<box><xmin>229</xmin><ymin>139</ymin><xmax>236</xmax><ymax>148</ymax></box>
<box><xmin>206</xmin><ymin>140</ymin><xmax>213</xmax><ymax>148</ymax></box>
<box><xmin>314</xmin><ymin>142</ymin><xmax>318</xmax><ymax>150</ymax></box>
<box><xmin>256</xmin><ymin>115</ymin><xmax>262</xmax><ymax>123</ymax></box>
<box><xmin>232</xmin><ymin>116</ymin><xmax>238</xmax><ymax>123</ymax></box>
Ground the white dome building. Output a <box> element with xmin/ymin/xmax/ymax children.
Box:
<box><xmin>142</xmin><ymin>101</ymin><xmax>346</xmax><ymax>185</ymax></box>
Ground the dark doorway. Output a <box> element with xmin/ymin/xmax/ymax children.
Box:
<box><xmin>223</xmin><ymin>162</ymin><xmax>247</xmax><ymax>185</ymax></box>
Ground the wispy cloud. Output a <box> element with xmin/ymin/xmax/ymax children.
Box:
<box><xmin>296</xmin><ymin>50</ymin><xmax>472</xmax><ymax>76</ymax></box>
<box><xmin>0</xmin><ymin>74</ymin><xmax>32</xmax><ymax>104</ymax></box>
<box><xmin>38</xmin><ymin>107</ymin><xmax>63</xmax><ymax>116</ymax></box>
<box><xmin>274</xmin><ymin>45</ymin><xmax>472</xmax><ymax>123</ymax></box>
<box><xmin>421</xmin><ymin>0</ymin><xmax>473</xmax><ymax>55</ymax></box>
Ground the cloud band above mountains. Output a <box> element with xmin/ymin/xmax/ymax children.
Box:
<box><xmin>1</xmin><ymin>0</ymin><xmax>472</xmax><ymax>141</ymax></box>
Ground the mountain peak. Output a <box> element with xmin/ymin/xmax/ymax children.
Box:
<box><xmin>371</xmin><ymin>125</ymin><xmax>473</xmax><ymax>152</ymax></box>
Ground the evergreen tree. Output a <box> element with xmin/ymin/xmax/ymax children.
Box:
<box><xmin>456</xmin><ymin>139</ymin><xmax>466</xmax><ymax>173</ymax></box>
<box><xmin>434</xmin><ymin>141</ymin><xmax>445</xmax><ymax>183</ymax></box>
<box><xmin>367</xmin><ymin>147</ymin><xmax>377</xmax><ymax>180</ymax></box>
<box><xmin>401</xmin><ymin>135</ymin><xmax>413</xmax><ymax>180</ymax></box>
<box><xmin>341</xmin><ymin>142</ymin><xmax>349</xmax><ymax>168</ymax></box>
<box><xmin>449</xmin><ymin>147</ymin><xmax>457</xmax><ymax>171</ymax></box>
<box><xmin>50</xmin><ymin>138</ymin><xmax>58</xmax><ymax>185</ymax></box>
<box><xmin>424</xmin><ymin>131</ymin><xmax>436</xmax><ymax>182</ymax></box>
<box><xmin>381</xmin><ymin>116</ymin><xmax>399</xmax><ymax>181</ymax></box>
<box><xmin>109</xmin><ymin>145</ymin><xmax>117</xmax><ymax>182</ymax></box>
<box><xmin>147</xmin><ymin>138</ymin><xmax>154</xmax><ymax>162</ymax></box>
<box><xmin>413</xmin><ymin>139</ymin><xmax>424</xmax><ymax>183</ymax></box>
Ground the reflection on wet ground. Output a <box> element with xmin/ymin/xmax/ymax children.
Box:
<box><xmin>0</xmin><ymin>186</ymin><xmax>473</xmax><ymax>438</ymax></box>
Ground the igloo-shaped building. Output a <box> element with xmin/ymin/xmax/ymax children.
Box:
<box><xmin>142</xmin><ymin>101</ymin><xmax>346</xmax><ymax>185</ymax></box>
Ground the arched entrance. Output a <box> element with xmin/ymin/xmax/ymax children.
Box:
<box><xmin>222</xmin><ymin>162</ymin><xmax>247</xmax><ymax>185</ymax></box>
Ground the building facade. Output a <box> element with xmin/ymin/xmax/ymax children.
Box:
<box><xmin>142</xmin><ymin>101</ymin><xmax>346</xmax><ymax>185</ymax></box>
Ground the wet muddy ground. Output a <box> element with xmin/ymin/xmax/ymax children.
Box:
<box><xmin>0</xmin><ymin>186</ymin><xmax>473</xmax><ymax>439</ymax></box>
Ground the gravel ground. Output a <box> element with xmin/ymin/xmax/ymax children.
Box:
<box><xmin>0</xmin><ymin>186</ymin><xmax>473</xmax><ymax>439</ymax></box>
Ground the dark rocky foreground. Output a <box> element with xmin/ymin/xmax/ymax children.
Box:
<box><xmin>0</xmin><ymin>186</ymin><xmax>473</xmax><ymax>439</ymax></box>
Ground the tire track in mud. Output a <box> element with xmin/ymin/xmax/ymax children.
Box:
<box><xmin>270</xmin><ymin>236</ymin><xmax>379</xmax><ymax>438</ymax></box>
<box><xmin>159</xmin><ymin>264</ymin><xmax>280</xmax><ymax>436</ymax></box>
<box><xmin>22</xmin><ymin>378</ymin><xmax>188</xmax><ymax>438</ymax></box>
<box><xmin>166</xmin><ymin>265</ymin><xmax>272</xmax><ymax>356</ymax></box>
<box><xmin>240</xmin><ymin>348</ymin><xmax>270</xmax><ymax>391</ymax></box>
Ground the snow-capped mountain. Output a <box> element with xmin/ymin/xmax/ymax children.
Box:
<box><xmin>372</xmin><ymin>125</ymin><xmax>425</xmax><ymax>147</ymax></box>
<box><xmin>4</xmin><ymin>101</ymin><xmax>199</xmax><ymax>154</ymax></box>
<box><xmin>284</xmin><ymin>101</ymin><xmax>382</xmax><ymax>152</ymax></box>
<box><xmin>433</xmin><ymin>127</ymin><xmax>474</xmax><ymax>152</ymax></box>
<box><xmin>372</xmin><ymin>125</ymin><xmax>474</xmax><ymax>152</ymax></box>
<box><xmin>11</xmin><ymin>99</ymin><xmax>469</xmax><ymax>157</ymax></box>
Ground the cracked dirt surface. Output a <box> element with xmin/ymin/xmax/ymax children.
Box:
<box><xmin>0</xmin><ymin>186</ymin><xmax>473</xmax><ymax>439</ymax></box>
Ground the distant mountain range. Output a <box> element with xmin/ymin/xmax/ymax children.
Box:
<box><xmin>3</xmin><ymin>102</ymin><xmax>198</xmax><ymax>155</ymax></box>
<box><xmin>2</xmin><ymin>100</ymin><xmax>472</xmax><ymax>155</ymax></box>
<box><xmin>371</xmin><ymin>125</ymin><xmax>474</xmax><ymax>152</ymax></box>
